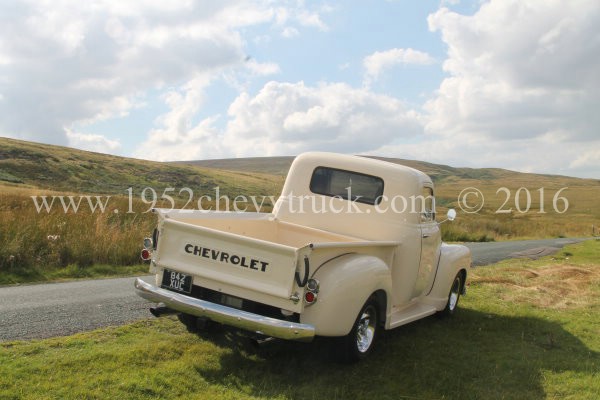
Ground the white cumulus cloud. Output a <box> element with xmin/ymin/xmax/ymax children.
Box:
<box><xmin>0</xmin><ymin>0</ymin><xmax>320</xmax><ymax>151</ymax></box>
<box><xmin>420</xmin><ymin>0</ymin><xmax>600</xmax><ymax>177</ymax></box>
<box><xmin>363</xmin><ymin>48</ymin><xmax>435</xmax><ymax>85</ymax></box>
<box><xmin>135</xmin><ymin>81</ymin><xmax>424</xmax><ymax>161</ymax></box>
<box><xmin>65</xmin><ymin>130</ymin><xmax>121</xmax><ymax>154</ymax></box>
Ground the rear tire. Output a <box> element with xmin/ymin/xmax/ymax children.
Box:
<box><xmin>337</xmin><ymin>299</ymin><xmax>379</xmax><ymax>363</ymax></box>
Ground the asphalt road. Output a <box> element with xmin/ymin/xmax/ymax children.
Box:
<box><xmin>0</xmin><ymin>275</ymin><xmax>155</xmax><ymax>342</ymax></box>
<box><xmin>0</xmin><ymin>238</ymin><xmax>589</xmax><ymax>342</ymax></box>
<box><xmin>465</xmin><ymin>237</ymin><xmax>587</xmax><ymax>266</ymax></box>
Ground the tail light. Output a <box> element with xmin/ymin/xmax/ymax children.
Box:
<box><xmin>140</xmin><ymin>248</ymin><xmax>152</xmax><ymax>261</ymax></box>
<box><xmin>143</xmin><ymin>238</ymin><xmax>153</xmax><ymax>250</ymax></box>
<box><xmin>140</xmin><ymin>232</ymin><xmax>156</xmax><ymax>261</ymax></box>
<box><xmin>304</xmin><ymin>291</ymin><xmax>316</xmax><ymax>303</ymax></box>
<box><xmin>304</xmin><ymin>278</ymin><xmax>319</xmax><ymax>305</ymax></box>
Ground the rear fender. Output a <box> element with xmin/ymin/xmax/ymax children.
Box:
<box><xmin>300</xmin><ymin>253</ymin><xmax>391</xmax><ymax>337</ymax></box>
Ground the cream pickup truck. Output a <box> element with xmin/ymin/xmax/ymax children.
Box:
<box><xmin>134</xmin><ymin>152</ymin><xmax>471</xmax><ymax>361</ymax></box>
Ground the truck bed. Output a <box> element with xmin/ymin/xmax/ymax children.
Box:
<box><xmin>152</xmin><ymin>210</ymin><xmax>397</xmax><ymax>313</ymax></box>
<box><xmin>164</xmin><ymin>211</ymin><xmax>362</xmax><ymax>248</ymax></box>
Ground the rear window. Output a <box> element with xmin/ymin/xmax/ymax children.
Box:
<box><xmin>309</xmin><ymin>166</ymin><xmax>384</xmax><ymax>205</ymax></box>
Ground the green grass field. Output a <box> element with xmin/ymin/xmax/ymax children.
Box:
<box><xmin>1</xmin><ymin>240</ymin><xmax>598</xmax><ymax>399</ymax></box>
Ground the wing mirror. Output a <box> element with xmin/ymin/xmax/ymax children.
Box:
<box><xmin>447</xmin><ymin>209</ymin><xmax>456</xmax><ymax>221</ymax></box>
<box><xmin>439</xmin><ymin>208</ymin><xmax>457</xmax><ymax>224</ymax></box>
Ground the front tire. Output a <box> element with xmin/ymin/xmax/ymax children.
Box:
<box><xmin>441</xmin><ymin>273</ymin><xmax>463</xmax><ymax>316</ymax></box>
<box><xmin>337</xmin><ymin>299</ymin><xmax>379</xmax><ymax>363</ymax></box>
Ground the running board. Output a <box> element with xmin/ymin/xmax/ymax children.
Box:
<box><xmin>388</xmin><ymin>303</ymin><xmax>438</xmax><ymax>329</ymax></box>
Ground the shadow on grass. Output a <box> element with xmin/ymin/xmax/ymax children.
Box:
<box><xmin>191</xmin><ymin>309</ymin><xmax>598</xmax><ymax>399</ymax></box>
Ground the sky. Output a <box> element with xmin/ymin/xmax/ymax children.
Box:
<box><xmin>1</xmin><ymin>0</ymin><xmax>599</xmax><ymax>178</ymax></box>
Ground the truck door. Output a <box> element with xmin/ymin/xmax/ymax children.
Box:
<box><xmin>413</xmin><ymin>186</ymin><xmax>441</xmax><ymax>297</ymax></box>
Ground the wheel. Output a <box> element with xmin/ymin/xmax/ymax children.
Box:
<box><xmin>337</xmin><ymin>299</ymin><xmax>379</xmax><ymax>363</ymax></box>
<box><xmin>441</xmin><ymin>273</ymin><xmax>463</xmax><ymax>316</ymax></box>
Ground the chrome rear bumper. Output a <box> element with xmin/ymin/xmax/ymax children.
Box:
<box><xmin>134</xmin><ymin>278</ymin><xmax>315</xmax><ymax>342</ymax></box>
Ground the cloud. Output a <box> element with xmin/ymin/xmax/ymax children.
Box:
<box><xmin>135</xmin><ymin>80</ymin><xmax>423</xmax><ymax>161</ymax></box>
<box><xmin>244</xmin><ymin>59</ymin><xmax>281</xmax><ymax>76</ymax></box>
<box><xmin>570</xmin><ymin>149</ymin><xmax>600</xmax><ymax>170</ymax></box>
<box><xmin>3</xmin><ymin>0</ymin><xmax>599</xmax><ymax>179</ymax></box>
<box><xmin>65</xmin><ymin>130</ymin><xmax>121</xmax><ymax>154</ymax></box>
<box><xmin>281</xmin><ymin>27</ymin><xmax>300</xmax><ymax>38</ymax></box>
<box><xmin>273</xmin><ymin>2</ymin><xmax>331</xmax><ymax>37</ymax></box>
<box><xmin>0</xmin><ymin>0</ymin><xmax>320</xmax><ymax>150</ymax></box>
<box><xmin>363</xmin><ymin>48</ymin><xmax>435</xmax><ymax>85</ymax></box>
<box><xmin>425</xmin><ymin>0</ymin><xmax>600</xmax><ymax>143</ymax></box>
<box><xmin>137</xmin><ymin>0</ymin><xmax>600</xmax><ymax>178</ymax></box>
<box><xmin>415</xmin><ymin>0</ymin><xmax>600</xmax><ymax>177</ymax></box>
<box><xmin>372</xmin><ymin>130</ymin><xmax>600</xmax><ymax>178</ymax></box>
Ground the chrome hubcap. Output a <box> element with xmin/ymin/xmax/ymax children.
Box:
<box><xmin>356</xmin><ymin>306</ymin><xmax>376</xmax><ymax>353</ymax></box>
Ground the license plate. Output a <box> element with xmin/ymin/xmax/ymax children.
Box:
<box><xmin>161</xmin><ymin>269</ymin><xmax>192</xmax><ymax>294</ymax></box>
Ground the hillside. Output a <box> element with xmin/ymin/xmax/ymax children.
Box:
<box><xmin>179</xmin><ymin>156</ymin><xmax>295</xmax><ymax>176</ymax></box>
<box><xmin>2</xmin><ymin>136</ymin><xmax>599</xmax><ymax>243</ymax></box>
<box><xmin>182</xmin><ymin>154</ymin><xmax>592</xmax><ymax>185</ymax></box>
<box><xmin>0</xmin><ymin>137</ymin><xmax>281</xmax><ymax>196</ymax></box>
<box><xmin>3</xmin><ymin>137</ymin><xmax>594</xmax><ymax>197</ymax></box>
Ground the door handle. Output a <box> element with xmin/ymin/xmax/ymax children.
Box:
<box><xmin>422</xmin><ymin>234</ymin><xmax>430</xmax><ymax>238</ymax></box>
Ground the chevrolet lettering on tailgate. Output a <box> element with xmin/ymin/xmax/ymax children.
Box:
<box><xmin>184</xmin><ymin>243</ymin><xmax>269</xmax><ymax>272</ymax></box>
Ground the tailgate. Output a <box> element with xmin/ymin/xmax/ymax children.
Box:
<box><xmin>155</xmin><ymin>218</ymin><xmax>300</xmax><ymax>302</ymax></box>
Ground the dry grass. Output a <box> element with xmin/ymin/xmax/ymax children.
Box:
<box><xmin>437</xmin><ymin>177</ymin><xmax>600</xmax><ymax>241</ymax></box>
<box><xmin>0</xmin><ymin>189</ymin><xmax>155</xmax><ymax>277</ymax></box>
<box><xmin>0</xmin><ymin>182</ymin><xmax>277</xmax><ymax>283</ymax></box>
<box><xmin>473</xmin><ymin>263</ymin><xmax>600</xmax><ymax>309</ymax></box>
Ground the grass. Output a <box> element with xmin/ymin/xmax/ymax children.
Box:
<box><xmin>0</xmin><ymin>186</ymin><xmax>155</xmax><ymax>283</ymax></box>
<box><xmin>0</xmin><ymin>263</ymin><xmax>148</xmax><ymax>286</ymax></box>
<box><xmin>436</xmin><ymin>173</ymin><xmax>600</xmax><ymax>241</ymax></box>
<box><xmin>0</xmin><ymin>187</ymin><xmax>276</xmax><ymax>285</ymax></box>
<box><xmin>1</xmin><ymin>240</ymin><xmax>598</xmax><ymax>399</ymax></box>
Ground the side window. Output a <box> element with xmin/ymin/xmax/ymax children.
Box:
<box><xmin>421</xmin><ymin>187</ymin><xmax>435</xmax><ymax>222</ymax></box>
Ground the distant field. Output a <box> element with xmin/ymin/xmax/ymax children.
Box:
<box><xmin>180</xmin><ymin>156</ymin><xmax>295</xmax><ymax>176</ymax></box>
<box><xmin>1</xmin><ymin>137</ymin><xmax>599</xmax><ymax>282</ymax></box>
<box><xmin>437</xmin><ymin>174</ymin><xmax>600</xmax><ymax>241</ymax></box>
<box><xmin>1</xmin><ymin>240</ymin><xmax>598</xmax><ymax>399</ymax></box>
